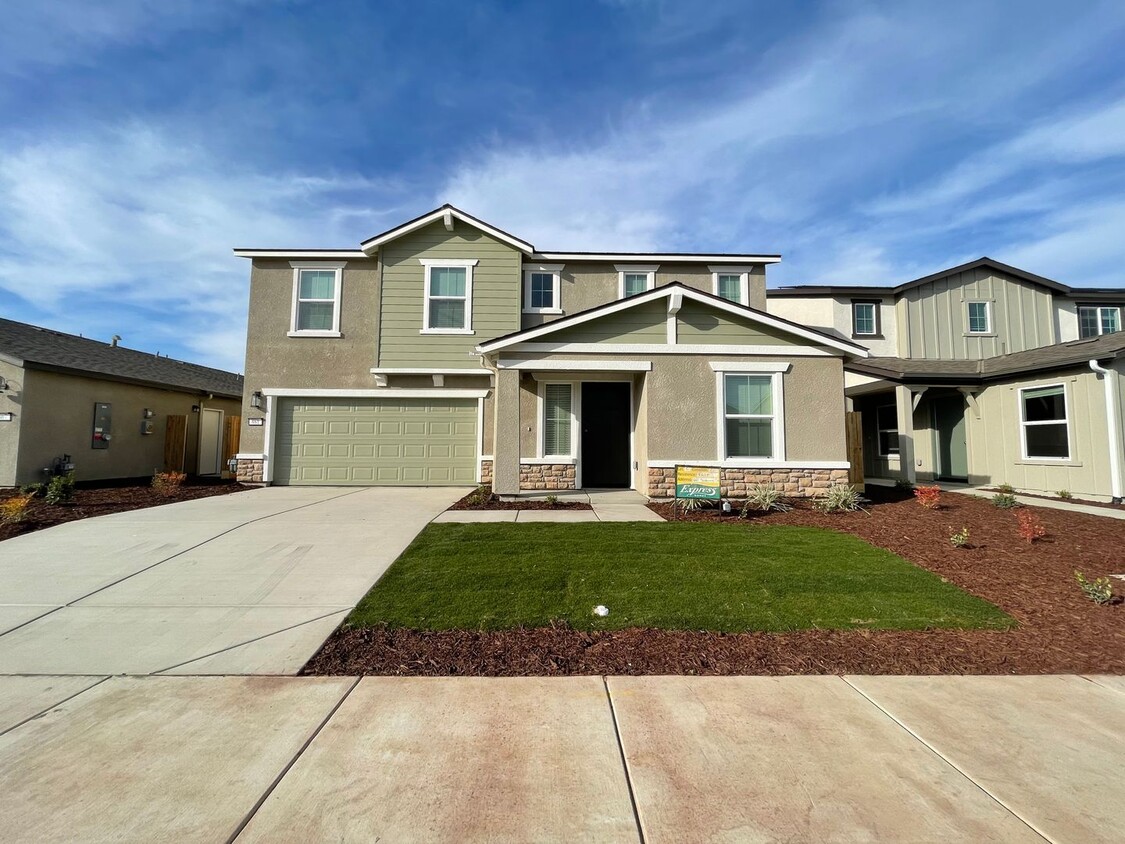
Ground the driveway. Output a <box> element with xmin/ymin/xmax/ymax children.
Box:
<box><xmin>0</xmin><ymin>486</ymin><xmax>461</xmax><ymax>675</ymax></box>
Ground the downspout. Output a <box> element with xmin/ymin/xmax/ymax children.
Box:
<box><xmin>1089</xmin><ymin>358</ymin><xmax>1124</xmax><ymax>503</ymax></box>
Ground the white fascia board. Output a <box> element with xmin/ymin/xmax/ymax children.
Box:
<box><xmin>647</xmin><ymin>459</ymin><xmax>849</xmax><ymax>469</ymax></box>
<box><xmin>709</xmin><ymin>361</ymin><xmax>792</xmax><ymax>373</ymax></box>
<box><xmin>368</xmin><ymin>368</ymin><xmax>491</xmax><ymax>375</ymax></box>
<box><xmin>234</xmin><ymin>452</ymin><xmax>265</xmax><ymax>459</ymax></box>
<box><xmin>261</xmin><ymin>388</ymin><xmax>490</xmax><ymax>399</ymax></box>
<box><xmin>499</xmin><ymin>342</ymin><xmax>835</xmax><ymax>356</ymax></box>
<box><xmin>361</xmin><ymin>208</ymin><xmax>534</xmax><ymax>254</ymax></box>
<box><xmin>497</xmin><ymin>359</ymin><xmax>652</xmax><ymax>371</ymax></box>
<box><xmin>534</xmin><ymin>253</ymin><xmax>781</xmax><ymax>264</ymax></box>
<box><xmin>232</xmin><ymin>250</ymin><xmax>367</xmax><ymax>259</ymax></box>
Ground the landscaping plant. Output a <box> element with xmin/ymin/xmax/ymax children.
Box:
<box><xmin>0</xmin><ymin>494</ymin><xmax>33</xmax><ymax>525</ymax></box>
<box><xmin>151</xmin><ymin>470</ymin><xmax>187</xmax><ymax>498</ymax></box>
<box><xmin>1075</xmin><ymin>571</ymin><xmax>1114</xmax><ymax>605</ymax></box>
<box><xmin>1015</xmin><ymin>510</ymin><xmax>1047</xmax><ymax>543</ymax></box>
<box><xmin>1056</xmin><ymin>489</ymin><xmax>1072</xmax><ymax>500</ymax></box>
<box><xmin>949</xmin><ymin>527</ymin><xmax>970</xmax><ymax>548</ymax></box>
<box><xmin>43</xmin><ymin>473</ymin><xmax>76</xmax><ymax>505</ymax></box>
<box><xmin>545</xmin><ymin>494</ymin><xmax>559</xmax><ymax>507</ymax></box>
<box><xmin>913</xmin><ymin>485</ymin><xmax>942</xmax><ymax>509</ymax></box>
<box><xmin>19</xmin><ymin>483</ymin><xmax>45</xmax><ymax>498</ymax></box>
<box><xmin>813</xmin><ymin>484</ymin><xmax>866</xmax><ymax>513</ymax></box>
<box><xmin>992</xmin><ymin>492</ymin><xmax>1019</xmax><ymax>509</ymax></box>
<box><xmin>739</xmin><ymin>484</ymin><xmax>792</xmax><ymax>516</ymax></box>
<box><xmin>894</xmin><ymin>478</ymin><xmax>915</xmax><ymax>492</ymax></box>
<box><xmin>996</xmin><ymin>483</ymin><xmax>1015</xmax><ymax>494</ymax></box>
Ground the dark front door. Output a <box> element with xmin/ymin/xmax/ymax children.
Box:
<box><xmin>933</xmin><ymin>395</ymin><xmax>968</xmax><ymax>481</ymax></box>
<box><xmin>581</xmin><ymin>382</ymin><xmax>631</xmax><ymax>488</ymax></box>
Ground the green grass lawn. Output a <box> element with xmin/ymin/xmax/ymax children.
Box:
<box><xmin>347</xmin><ymin>523</ymin><xmax>1012</xmax><ymax>633</ymax></box>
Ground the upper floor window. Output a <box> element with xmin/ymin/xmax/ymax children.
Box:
<box><xmin>851</xmin><ymin>301</ymin><xmax>880</xmax><ymax>337</ymax></box>
<box><xmin>288</xmin><ymin>262</ymin><xmax>345</xmax><ymax>337</ymax></box>
<box><xmin>420</xmin><ymin>258</ymin><xmax>477</xmax><ymax>334</ymax></box>
<box><xmin>966</xmin><ymin>301</ymin><xmax>992</xmax><ymax>334</ymax></box>
<box><xmin>615</xmin><ymin>264</ymin><xmax>658</xmax><ymax>298</ymax></box>
<box><xmin>1078</xmin><ymin>305</ymin><xmax>1121</xmax><ymax>338</ymax></box>
<box><xmin>709</xmin><ymin>266</ymin><xmax>752</xmax><ymax>306</ymax></box>
<box><xmin>1020</xmin><ymin>384</ymin><xmax>1069</xmax><ymax>461</ymax></box>
<box><xmin>523</xmin><ymin>264</ymin><xmax>563</xmax><ymax>315</ymax></box>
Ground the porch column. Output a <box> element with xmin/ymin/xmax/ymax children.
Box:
<box><xmin>492</xmin><ymin>367</ymin><xmax>521</xmax><ymax>494</ymax></box>
<box><xmin>894</xmin><ymin>383</ymin><xmax>917</xmax><ymax>484</ymax></box>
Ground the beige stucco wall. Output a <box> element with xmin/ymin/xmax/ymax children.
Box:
<box><xmin>0</xmin><ymin>359</ymin><xmax>25</xmax><ymax>487</ymax></box>
<box><xmin>14</xmin><ymin>369</ymin><xmax>240</xmax><ymax>486</ymax></box>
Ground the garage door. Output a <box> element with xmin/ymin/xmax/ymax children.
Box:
<box><xmin>273</xmin><ymin>397</ymin><xmax>478</xmax><ymax>486</ymax></box>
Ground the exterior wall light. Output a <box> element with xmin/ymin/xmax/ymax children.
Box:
<box><xmin>251</xmin><ymin>391</ymin><xmax>263</xmax><ymax>409</ymax></box>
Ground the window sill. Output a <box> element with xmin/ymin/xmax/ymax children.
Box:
<box><xmin>287</xmin><ymin>330</ymin><xmax>342</xmax><ymax>338</ymax></box>
<box><xmin>1016</xmin><ymin>458</ymin><xmax>1082</xmax><ymax>468</ymax></box>
<box><xmin>419</xmin><ymin>329</ymin><xmax>475</xmax><ymax>335</ymax></box>
<box><xmin>852</xmin><ymin>333</ymin><xmax>884</xmax><ymax>340</ymax></box>
<box><xmin>522</xmin><ymin>308</ymin><xmax>564</xmax><ymax>315</ymax></box>
<box><xmin>964</xmin><ymin>332</ymin><xmax>996</xmax><ymax>338</ymax></box>
<box><xmin>526</xmin><ymin>456</ymin><xmax>576</xmax><ymax>465</ymax></box>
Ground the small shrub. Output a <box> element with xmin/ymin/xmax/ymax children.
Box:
<box><xmin>813</xmin><ymin>484</ymin><xmax>866</xmax><ymax>513</ymax></box>
<box><xmin>913</xmin><ymin>485</ymin><xmax>942</xmax><ymax>509</ymax></box>
<box><xmin>1015</xmin><ymin>510</ymin><xmax>1047</xmax><ymax>543</ymax></box>
<box><xmin>545</xmin><ymin>494</ymin><xmax>559</xmax><ymax>507</ymax></box>
<box><xmin>151</xmin><ymin>470</ymin><xmax>187</xmax><ymax>498</ymax></box>
<box><xmin>679</xmin><ymin>497</ymin><xmax>711</xmax><ymax>512</ymax></box>
<box><xmin>1075</xmin><ymin>571</ymin><xmax>1114</xmax><ymax>605</ymax></box>
<box><xmin>465</xmin><ymin>484</ymin><xmax>492</xmax><ymax>506</ymax></box>
<box><xmin>0</xmin><ymin>494</ymin><xmax>34</xmax><ymax>525</ymax></box>
<box><xmin>894</xmin><ymin>478</ymin><xmax>915</xmax><ymax>492</ymax></box>
<box><xmin>992</xmin><ymin>492</ymin><xmax>1019</xmax><ymax>509</ymax></box>
<box><xmin>996</xmin><ymin>483</ymin><xmax>1015</xmax><ymax>494</ymax></box>
<box><xmin>949</xmin><ymin>527</ymin><xmax>970</xmax><ymax>548</ymax></box>
<box><xmin>739</xmin><ymin>484</ymin><xmax>792</xmax><ymax>516</ymax></box>
<box><xmin>1056</xmin><ymin>489</ymin><xmax>1072</xmax><ymax>500</ymax></box>
<box><xmin>43</xmin><ymin>473</ymin><xmax>76</xmax><ymax>505</ymax></box>
<box><xmin>19</xmin><ymin>483</ymin><xmax>45</xmax><ymax>498</ymax></box>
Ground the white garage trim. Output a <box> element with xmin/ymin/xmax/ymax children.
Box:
<box><xmin>261</xmin><ymin>388</ymin><xmax>490</xmax><ymax>398</ymax></box>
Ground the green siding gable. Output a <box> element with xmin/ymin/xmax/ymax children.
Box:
<box><xmin>676</xmin><ymin>300</ymin><xmax>797</xmax><ymax>345</ymax></box>
<box><xmin>545</xmin><ymin>299</ymin><xmax>669</xmax><ymax>344</ymax></box>
<box><xmin>379</xmin><ymin>221</ymin><xmax>522</xmax><ymax>367</ymax></box>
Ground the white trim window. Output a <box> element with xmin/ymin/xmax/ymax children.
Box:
<box><xmin>966</xmin><ymin>301</ymin><xmax>992</xmax><ymax>334</ymax></box>
<box><xmin>1078</xmin><ymin>305</ymin><xmax>1121</xmax><ymax>338</ymax></box>
<box><xmin>718</xmin><ymin>372</ymin><xmax>783</xmax><ymax>460</ymax></box>
<box><xmin>616</xmin><ymin>264</ymin><xmax>658</xmax><ymax>298</ymax></box>
<box><xmin>288</xmin><ymin>262</ymin><xmax>345</xmax><ymax>337</ymax></box>
<box><xmin>420</xmin><ymin>258</ymin><xmax>477</xmax><ymax>334</ymax></box>
<box><xmin>1020</xmin><ymin>383</ymin><xmax>1070</xmax><ymax>461</ymax></box>
<box><xmin>852</xmin><ymin>301</ymin><xmax>878</xmax><ymax>337</ymax></box>
<box><xmin>540</xmin><ymin>382</ymin><xmax>575</xmax><ymax>457</ymax></box>
<box><xmin>523</xmin><ymin>264</ymin><xmax>563</xmax><ymax>314</ymax></box>
<box><xmin>876</xmin><ymin>404</ymin><xmax>899</xmax><ymax>456</ymax></box>
<box><xmin>708</xmin><ymin>266</ymin><xmax>753</xmax><ymax>306</ymax></box>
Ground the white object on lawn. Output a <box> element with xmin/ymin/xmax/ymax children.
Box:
<box><xmin>593</xmin><ymin>605</ymin><xmax>610</xmax><ymax>617</ymax></box>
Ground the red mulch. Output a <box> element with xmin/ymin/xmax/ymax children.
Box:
<box><xmin>982</xmin><ymin>487</ymin><xmax>1125</xmax><ymax>511</ymax></box>
<box><xmin>448</xmin><ymin>486</ymin><xmax>592</xmax><ymax>511</ymax></box>
<box><xmin>305</xmin><ymin>488</ymin><xmax>1125</xmax><ymax>676</ymax></box>
<box><xmin>0</xmin><ymin>479</ymin><xmax>249</xmax><ymax>542</ymax></box>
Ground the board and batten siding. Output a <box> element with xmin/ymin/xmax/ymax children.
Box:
<box><xmin>897</xmin><ymin>267</ymin><xmax>1056</xmax><ymax>360</ymax></box>
<box><xmin>378</xmin><ymin>221</ymin><xmax>522</xmax><ymax>367</ymax></box>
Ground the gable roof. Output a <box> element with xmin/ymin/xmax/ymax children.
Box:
<box><xmin>476</xmin><ymin>282</ymin><xmax>869</xmax><ymax>357</ymax></box>
<box><xmin>0</xmin><ymin>318</ymin><xmax>244</xmax><ymax>398</ymax></box>
<box><xmin>359</xmin><ymin>204</ymin><xmax>535</xmax><ymax>254</ymax></box>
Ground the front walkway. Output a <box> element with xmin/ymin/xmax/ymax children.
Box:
<box><xmin>434</xmin><ymin>489</ymin><xmax>663</xmax><ymax>523</ymax></box>
<box><xmin>0</xmin><ymin>673</ymin><xmax>1120</xmax><ymax>841</ymax></box>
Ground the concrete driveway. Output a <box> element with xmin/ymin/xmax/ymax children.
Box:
<box><xmin>0</xmin><ymin>486</ymin><xmax>461</xmax><ymax>675</ymax></box>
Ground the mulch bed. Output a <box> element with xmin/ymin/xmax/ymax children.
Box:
<box><xmin>448</xmin><ymin>485</ymin><xmax>592</xmax><ymax>511</ymax></box>
<box><xmin>305</xmin><ymin>487</ymin><xmax>1125</xmax><ymax>676</ymax></box>
<box><xmin>982</xmin><ymin>487</ymin><xmax>1125</xmax><ymax>511</ymax></box>
<box><xmin>0</xmin><ymin>479</ymin><xmax>248</xmax><ymax>542</ymax></box>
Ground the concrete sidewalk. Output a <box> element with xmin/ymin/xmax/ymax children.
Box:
<box><xmin>434</xmin><ymin>489</ymin><xmax>663</xmax><ymax>523</ymax></box>
<box><xmin>0</xmin><ymin>674</ymin><xmax>1121</xmax><ymax>841</ymax></box>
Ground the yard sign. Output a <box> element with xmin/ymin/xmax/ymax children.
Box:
<box><xmin>675</xmin><ymin>465</ymin><xmax>721</xmax><ymax>500</ymax></box>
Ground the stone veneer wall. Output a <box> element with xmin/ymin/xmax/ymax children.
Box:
<box><xmin>647</xmin><ymin>466</ymin><xmax>850</xmax><ymax>498</ymax></box>
<box><xmin>519</xmin><ymin>463</ymin><xmax>577</xmax><ymax>490</ymax></box>
<box><xmin>235</xmin><ymin>456</ymin><xmax>265</xmax><ymax>485</ymax></box>
<box><xmin>480</xmin><ymin>459</ymin><xmax>493</xmax><ymax>486</ymax></box>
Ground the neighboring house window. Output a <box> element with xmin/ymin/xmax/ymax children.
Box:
<box><xmin>876</xmin><ymin>404</ymin><xmax>899</xmax><ymax>456</ymax></box>
<box><xmin>966</xmin><ymin>301</ymin><xmax>992</xmax><ymax>334</ymax></box>
<box><xmin>1021</xmin><ymin>384</ymin><xmax>1070</xmax><ymax>460</ymax></box>
<box><xmin>542</xmin><ymin>383</ymin><xmax>574</xmax><ymax>457</ymax></box>
<box><xmin>615</xmin><ymin>264</ymin><xmax>658</xmax><ymax>298</ymax></box>
<box><xmin>723</xmin><ymin>374</ymin><xmax>777</xmax><ymax>458</ymax></box>
<box><xmin>289</xmin><ymin>262</ymin><xmax>345</xmax><ymax>337</ymax></box>
<box><xmin>852</xmin><ymin>301</ymin><xmax>879</xmax><ymax>337</ymax></box>
<box><xmin>420</xmin><ymin>259</ymin><xmax>477</xmax><ymax>334</ymax></box>
<box><xmin>1078</xmin><ymin>305</ymin><xmax>1121</xmax><ymax>338</ymax></box>
<box><xmin>523</xmin><ymin>264</ymin><xmax>563</xmax><ymax>314</ymax></box>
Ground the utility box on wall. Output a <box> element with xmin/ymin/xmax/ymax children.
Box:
<box><xmin>92</xmin><ymin>402</ymin><xmax>112</xmax><ymax>449</ymax></box>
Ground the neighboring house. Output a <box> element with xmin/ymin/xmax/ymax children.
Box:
<box><xmin>767</xmin><ymin>258</ymin><xmax>1125</xmax><ymax>502</ymax></box>
<box><xmin>233</xmin><ymin>204</ymin><xmax>869</xmax><ymax>496</ymax></box>
<box><xmin>0</xmin><ymin>318</ymin><xmax>244</xmax><ymax>487</ymax></box>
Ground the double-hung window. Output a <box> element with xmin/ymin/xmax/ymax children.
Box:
<box><xmin>289</xmin><ymin>262</ymin><xmax>344</xmax><ymax>337</ymax></box>
<box><xmin>1020</xmin><ymin>384</ymin><xmax>1070</xmax><ymax>460</ymax></box>
<box><xmin>722</xmin><ymin>374</ymin><xmax>778</xmax><ymax>458</ymax></box>
<box><xmin>616</xmin><ymin>264</ymin><xmax>657</xmax><ymax>298</ymax></box>
<box><xmin>876</xmin><ymin>404</ymin><xmax>899</xmax><ymax>456</ymax></box>
<box><xmin>523</xmin><ymin>264</ymin><xmax>563</xmax><ymax>314</ymax></box>
<box><xmin>1078</xmin><ymin>305</ymin><xmax>1121</xmax><ymax>338</ymax></box>
<box><xmin>966</xmin><ymin>301</ymin><xmax>992</xmax><ymax>334</ymax></box>
<box><xmin>852</xmin><ymin>301</ymin><xmax>879</xmax><ymax>337</ymax></box>
<box><xmin>420</xmin><ymin>259</ymin><xmax>477</xmax><ymax>333</ymax></box>
<box><xmin>709</xmin><ymin>266</ymin><xmax>752</xmax><ymax>305</ymax></box>
<box><xmin>541</xmin><ymin>383</ymin><xmax>574</xmax><ymax>457</ymax></box>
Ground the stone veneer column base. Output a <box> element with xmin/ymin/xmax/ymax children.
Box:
<box><xmin>480</xmin><ymin>459</ymin><xmax>494</xmax><ymax>486</ymax></box>
<box><xmin>647</xmin><ymin>466</ymin><xmax>851</xmax><ymax>498</ymax></box>
<box><xmin>519</xmin><ymin>463</ymin><xmax>577</xmax><ymax>491</ymax></box>
<box><xmin>235</xmin><ymin>457</ymin><xmax>265</xmax><ymax>485</ymax></box>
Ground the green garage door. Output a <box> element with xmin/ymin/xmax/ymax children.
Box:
<box><xmin>273</xmin><ymin>397</ymin><xmax>478</xmax><ymax>486</ymax></box>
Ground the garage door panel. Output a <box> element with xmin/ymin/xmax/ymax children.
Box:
<box><xmin>273</xmin><ymin>397</ymin><xmax>478</xmax><ymax>486</ymax></box>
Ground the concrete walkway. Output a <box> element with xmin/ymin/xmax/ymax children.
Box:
<box><xmin>931</xmin><ymin>482</ymin><xmax>1125</xmax><ymax>520</ymax></box>
<box><xmin>0</xmin><ymin>673</ymin><xmax>1121</xmax><ymax>841</ymax></box>
<box><xmin>434</xmin><ymin>489</ymin><xmax>663</xmax><ymax>523</ymax></box>
<box><xmin>0</xmin><ymin>486</ymin><xmax>462</xmax><ymax>675</ymax></box>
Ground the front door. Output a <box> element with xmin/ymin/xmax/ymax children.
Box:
<box><xmin>580</xmin><ymin>382</ymin><xmax>631</xmax><ymax>488</ymax></box>
<box><xmin>198</xmin><ymin>408</ymin><xmax>224</xmax><ymax>476</ymax></box>
<box><xmin>933</xmin><ymin>395</ymin><xmax>968</xmax><ymax>481</ymax></box>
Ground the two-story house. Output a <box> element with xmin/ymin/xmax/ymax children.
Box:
<box><xmin>768</xmin><ymin>258</ymin><xmax>1125</xmax><ymax>502</ymax></box>
<box><xmin>233</xmin><ymin>205</ymin><xmax>869</xmax><ymax>497</ymax></box>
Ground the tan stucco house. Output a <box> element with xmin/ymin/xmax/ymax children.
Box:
<box><xmin>0</xmin><ymin>318</ymin><xmax>244</xmax><ymax>487</ymax></box>
<box><xmin>233</xmin><ymin>205</ymin><xmax>868</xmax><ymax>496</ymax></box>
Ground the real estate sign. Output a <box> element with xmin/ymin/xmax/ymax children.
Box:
<box><xmin>675</xmin><ymin>465</ymin><xmax>721</xmax><ymax>500</ymax></box>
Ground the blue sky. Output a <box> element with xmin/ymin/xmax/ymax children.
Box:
<box><xmin>2</xmin><ymin>0</ymin><xmax>1125</xmax><ymax>372</ymax></box>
